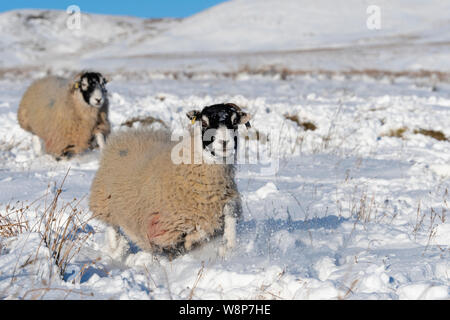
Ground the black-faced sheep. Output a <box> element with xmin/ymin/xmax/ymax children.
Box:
<box><xmin>89</xmin><ymin>103</ymin><xmax>251</xmax><ymax>258</ymax></box>
<box><xmin>17</xmin><ymin>71</ymin><xmax>110</xmax><ymax>159</ymax></box>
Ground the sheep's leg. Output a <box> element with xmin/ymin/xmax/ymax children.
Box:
<box><xmin>32</xmin><ymin>135</ymin><xmax>44</xmax><ymax>156</ymax></box>
<box><xmin>105</xmin><ymin>225</ymin><xmax>129</xmax><ymax>261</ymax></box>
<box><xmin>221</xmin><ymin>215</ymin><xmax>236</xmax><ymax>251</ymax></box>
<box><xmin>218</xmin><ymin>199</ymin><xmax>240</xmax><ymax>257</ymax></box>
<box><xmin>95</xmin><ymin>132</ymin><xmax>106</xmax><ymax>150</ymax></box>
<box><xmin>184</xmin><ymin>226</ymin><xmax>207</xmax><ymax>251</ymax></box>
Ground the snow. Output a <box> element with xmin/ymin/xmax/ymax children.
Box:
<box><xmin>1</xmin><ymin>74</ymin><xmax>449</xmax><ymax>300</ymax></box>
<box><xmin>434</xmin><ymin>224</ymin><xmax>450</xmax><ymax>246</ymax></box>
<box><xmin>397</xmin><ymin>283</ymin><xmax>448</xmax><ymax>300</ymax></box>
<box><xmin>0</xmin><ymin>0</ymin><xmax>450</xmax><ymax>300</ymax></box>
<box><xmin>125</xmin><ymin>0</ymin><xmax>450</xmax><ymax>54</ymax></box>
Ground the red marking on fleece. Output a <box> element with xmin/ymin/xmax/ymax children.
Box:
<box><xmin>147</xmin><ymin>213</ymin><xmax>166</xmax><ymax>241</ymax></box>
<box><xmin>45</xmin><ymin>138</ymin><xmax>53</xmax><ymax>151</ymax></box>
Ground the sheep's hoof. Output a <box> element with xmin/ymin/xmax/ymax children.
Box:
<box><xmin>218</xmin><ymin>241</ymin><xmax>235</xmax><ymax>258</ymax></box>
<box><xmin>218</xmin><ymin>245</ymin><xmax>228</xmax><ymax>258</ymax></box>
<box><xmin>183</xmin><ymin>227</ymin><xmax>208</xmax><ymax>252</ymax></box>
<box><xmin>105</xmin><ymin>226</ymin><xmax>129</xmax><ymax>262</ymax></box>
<box><xmin>32</xmin><ymin>136</ymin><xmax>44</xmax><ymax>156</ymax></box>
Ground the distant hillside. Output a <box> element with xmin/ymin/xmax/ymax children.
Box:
<box><xmin>125</xmin><ymin>0</ymin><xmax>450</xmax><ymax>55</ymax></box>
<box><xmin>1</xmin><ymin>0</ymin><xmax>449</xmax><ymax>76</ymax></box>
<box><xmin>0</xmin><ymin>9</ymin><xmax>176</xmax><ymax>68</ymax></box>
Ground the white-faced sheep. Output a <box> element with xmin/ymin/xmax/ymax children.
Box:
<box><xmin>17</xmin><ymin>71</ymin><xmax>110</xmax><ymax>160</ymax></box>
<box><xmin>89</xmin><ymin>103</ymin><xmax>251</xmax><ymax>258</ymax></box>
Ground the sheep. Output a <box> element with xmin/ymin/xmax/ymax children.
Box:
<box><xmin>89</xmin><ymin>103</ymin><xmax>251</xmax><ymax>259</ymax></box>
<box><xmin>17</xmin><ymin>71</ymin><xmax>111</xmax><ymax>160</ymax></box>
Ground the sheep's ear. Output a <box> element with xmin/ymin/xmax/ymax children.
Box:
<box><xmin>239</xmin><ymin>111</ymin><xmax>252</xmax><ymax>128</ymax></box>
<box><xmin>186</xmin><ymin>110</ymin><xmax>201</xmax><ymax>124</ymax></box>
<box><xmin>227</xmin><ymin>103</ymin><xmax>251</xmax><ymax>128</ymax></box>
<box><xmin>72</xmin><ymin>80</ymin><xmax>81</xmax><ymax>91</ymax></box>
<box><xmin>102</xmin><ymin>75</ymin><xmax>110</xmax><ymax>85</ymax></box>
<box><xmin>72</xmin><ymin>72</ymin><xmax>84</xmax><ymax>90</ymax></box>
<box><xmin>96</xmin><ymin>73</ymin><xmax>110</xmax><ymax>85</ymax></box>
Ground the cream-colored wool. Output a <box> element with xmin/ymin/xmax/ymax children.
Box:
<box><xmin>89</xmin><ymin>129</ymin><xmax>240</xmax><ymax>252</ymax></box>
<box><xmin>17</xmin><ymin>75</ymin><xmax>110</xmax><ymax>157</ymax></box>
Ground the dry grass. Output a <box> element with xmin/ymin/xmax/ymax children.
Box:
<box><xmin>0</xmin><ymin>171</ymin><xmax>96</xmax><ymax>299</ymax></box>
<box><xmin>224</xmin><ymin>66</ymin><xmax>450</xmax><ymax>83</ymax></box>
<box><xmin>384</xmin><ymin>127</ymin><xmax>408</xmax><ymax>139</ymax></box>
<box><xmin>0</xmin><ymin>191</ymin><xmax>52</xmax><ymax>238</ymax></box>
<box><xmin>0</xmin><ymin>137</ymin><xmax>27</xmax><ymax>153</ymax></box>
<box><xmin>338</xmin><ymin>279</ymin><xmax>360</xmax><ymax>300</ymax></box>
<box><xmin>2</xmin><ymin>64</ymin><xmax>450</xmax><ymax>83</ymax></box>
<box><xmin>219</xmin><ymin>65</ymin><xmax>450</xmax><ymax>83</ymax></box>
<box><xmin>382</xmin><ymin>127</ymin><xmax>448</xmax><ymax>142</ymax></box>
<box><xmin>413</xmin><ymin>129</ymin><xmax>448</xmax><ymax>142</ymax></box>
<box><xmin>36</xmin><ymin>171</ymin><xmax>93</xmax><ymax>277</ymax></box>
<box><xmin>0</xmin><ymin>203</ymin><xmax>31</xmax><ymax>238</ymax></box>
<box><xmin>187</xmin><ymin>261</ymin><xmax>206</xmax><ymax>300</ymax></box>
<box><xmin>243</xmin><ymin>128</ymin><xmax>268</xmax><ymax>143</ymax></box>
<box><xmin>121</xmin><ymin>115</ymin><xmax>168</xmax><ymax>129</ymax></box>
<box><xmin>21</xmin><ymin>287</ymin><xmax>93</xmax><ymax>300</ymax></box>
<box><xmin>284</xmin><ymin>114</ymin><xmax>317</xmax><ymax>131</ymax></box>
<box><xmin>1</xmin><ymin>170</ymin><xmax>93</xmax><ymax>281</ymax></box>
<box><xmin>412</xmin><ymin>189</ymin><xmax>447</xmax><ymax>253</ymax></box>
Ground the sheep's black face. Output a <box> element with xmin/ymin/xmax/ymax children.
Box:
<box><xmin>77</xmin><ymin>72</ymin><xmax>108</xmax><ymax>108</ymax></box>
<box><xmin>187</xmin><ymin>103</ymin><xmax>251</xmax><ymax>160</ymax></box>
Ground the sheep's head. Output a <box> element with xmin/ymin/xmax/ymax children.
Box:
<box><xmin>73</xmin><ymin>71</ymin><xmax>108</xmax><ymax>108</ymax></box>
<box><xmin>187</xmin><ymin>103</ymin><xmax>251</xmax><ymax>161</ymax></box>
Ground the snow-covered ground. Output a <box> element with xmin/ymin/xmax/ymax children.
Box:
<box><xmin>1</xmin><ymin>74</ymin><xmax>449</xmax><ymax>300</ymax></box>
<box><xmin>0</xmin><ymin>0</ymin><xmax>449</xmax><ymax>300</ymax></box>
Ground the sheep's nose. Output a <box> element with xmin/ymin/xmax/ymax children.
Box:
<box><xmin>95</xmin><ymin>98</ymin><xmax>102</xmax><ymax>104</ymax></box>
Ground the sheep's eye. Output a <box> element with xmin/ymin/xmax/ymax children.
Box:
<box><xmin>201</xmin><ymin>120</ymin><xmax>208</xmax><ymax>127</ymax></box>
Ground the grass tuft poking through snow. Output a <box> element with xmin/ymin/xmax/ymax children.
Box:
<box><xmin>0</xmin><ymin>170</ymin><xmax>95</xmax><ymax>299</ymax></box>
<box><xmin>36</xmin><ymin>170</ymin><xmax>94</xmax><ymax>278</ymax></box>
<box><xmin>284</xmin><ymin>114</ymin><xmax>317</xmax><ymax>132</ymax></box>
<box><xmin>413</xmin><ymin>129</ymin><xmax>448</xmax><ymax>142</ymax></box>
<box><xmin>0</xmin><ymin>203</ymin><xmax>31</xmax><ymax>238</ymax></box>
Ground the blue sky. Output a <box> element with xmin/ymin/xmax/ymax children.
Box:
<box><xmin>0</xmin><ymin>0</ymin><xmax>228</xmax><ymax>18</ymax></box>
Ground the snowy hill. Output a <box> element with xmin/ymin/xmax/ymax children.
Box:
<box><xmin>1</xmin><ymin>0</ymin><xmax>450</xmax><ymax>74</ymax></box>
<box><xmin>0</xmin><ymin>9</ymin><xmax>177</xmax><ymax>70</ymax></box>
<box><xmin>125</xmin><ymin>0</ymin><xmax>450</xmax><ymax>54</ymax></box>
